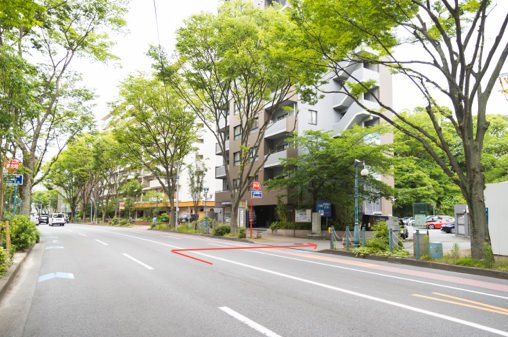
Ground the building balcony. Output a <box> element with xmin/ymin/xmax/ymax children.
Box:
<box><xmin>215</xmin><ymin>165</ymin><xmax>226</xmax><ymax>178</ymax></box>
<box><xmin>264</xmin><ymin>148</ymin><xmax>297</xmax><ymax>168</ymax></box>
<box><xmin>215</xmin><ymin>190</ymin><xmax>231</xmax><ymax>203</ymax></box>
<box><xmin>216</xmin><ymin>140</ymin><xmax>229</xmax><ymax>155</ymax></box>
<box><xmin>264</xmin><ymin>115</ymin><xmax>296</xmax><ymax>139</ymax></box>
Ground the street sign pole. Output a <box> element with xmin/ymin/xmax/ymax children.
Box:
<box><xmin>13</xmin><ymin>184</ymin><xmax>18</xmax><ymax>215</ymax></box>
<box><xmin>250</xmin><ymin>185</ymin><xmax>253</xmax><ymax>239</ymax></box>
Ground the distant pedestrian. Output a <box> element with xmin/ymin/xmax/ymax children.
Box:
<box><xmin>152</xmin><ymin>216</ymin><xmax>157</xmax><ymax>226</ymax></box>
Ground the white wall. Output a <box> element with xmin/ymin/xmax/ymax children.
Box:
<box><xmin>485</xmin><ymin>181</ymin><xmax>508</xmax><ymax>256</ymax></box>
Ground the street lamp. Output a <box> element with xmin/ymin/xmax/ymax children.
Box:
<box><xmin>353</xmin><ymin>159</ymin><xmax>369</xmax><ymax>248</ymax></box>
<box><xmin>203</xmin><ymin>186</ymin><xmax>209</xmax><ymax>234</ymax></box>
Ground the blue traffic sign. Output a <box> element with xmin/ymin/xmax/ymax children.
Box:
<box><xmin>316</xmin><ymin>201</ymin><xmax>332</xmax><ymax>217</ymax></box>
<box><xmin>251</xmin><ymin>191</ymin><xmax>262</xmax><ymax>199</ymax></box>
<box><xmin>7</xmin><ymin>174</ymin><xmax>23</xmax><ymax>185</ymax></box>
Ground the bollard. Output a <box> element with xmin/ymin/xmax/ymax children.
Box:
<box><xmin>416</xmin><ymin>229</ymin><xmax>420</xmax><ymax>259</ymax></box>
<box><xmin>389</xmin><ymin>228</ymin><xmax>393</xmax><ymax>254</ymax></box>
<box><xmin>5</xmin><ymin>221</ymin><xmax>11</xmax><ymax>254</ymax></box>
<box><xmin>346</xmin><ymin>226</ymin><xmax>350</xmax><ymax>251</ymax></box>
<box><xmin>329</xmin><ymin>227</ymin><xmax>334</xmax><ymax>249</ymax></box>
<box><xmin>362</xmin><ymin>227</ymin><xmax>366</xmax><ymax>247</ymax></box>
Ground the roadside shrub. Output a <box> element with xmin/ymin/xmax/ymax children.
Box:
<box><xmin>454</xmin><ymin>258</ymin><xmax>485</xmax><ymax>268</ymax></box>
<box><xmin>0</xmin><ymin>247</ymin><xmax>10</xmax><ymax>277</ymax></box>
<box><xmin>483</xmin><ymin>242</ymin><xmax>495</xmax><ymax>268</ymax></box>
<box><xmin>213</xmin><ymin>225</ymin><xmax>230</xmax><ymax>236</ymax></box>
<box><xmin>119</xmin><ymin>218</ymin><xmax>129</xmax><ymax>226</ymax></box>
<box><xmin>9</xmin><ymin>215</ymin><xmax>39</xmax><ymax>251</ymax></box>
<box><xmin>353</xmin><ymin>222</ymin><xmax>408</xmax><ymax>257</ymax></box>
<box><xmin>111</xmin><ymin>217</ymin><xmax>118</xmax><ymax>225</ymax></box>
<box><xmin>270</xmin><ymin>221</ymin><xmax>310</xmax><ymax>230</ymax></box>
<box><xmin>238</xmin><ymin>227</ymin><xmax>246</xmax><ymax>239</ymax></box>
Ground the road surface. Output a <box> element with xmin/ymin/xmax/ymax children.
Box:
<box><xmin>1</xmin><ymin>223</ymin><xmax>507</xmax><ymax>337</ymax></box>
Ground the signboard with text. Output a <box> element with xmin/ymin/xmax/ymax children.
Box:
<box><xmin>316</xmin><ymin>201</ymin><xmax>332</xmax><ymax>217</ymax></box>
<box><xmin>251</xmin><ymin>191</ymin><xmax>262</xmax><ymax>199</ymax></box>
<box><xmin>119</xmin><ymin>201</ymin><xmax>125</xmax><ymax>210</ymax></box>
<box><xmin>6</xmin><ymin>174</ymin><xmax>23</xmax><ymax>185</ymax></box>
<box><xmin>5</xmin><ymin>159</ymin><xmax>21</xmax><ymax>173</ymax></box>
<box><xmin>295</xmin><ymin>209</ymin><xmax>311</xmax><ymax>222</ymax></box>
<box><xmin>252</xmin><ymin>181</ymin><xmax>261</xmax><ymax>191</ymax></box>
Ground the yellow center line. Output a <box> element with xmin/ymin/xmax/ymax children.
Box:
<box><xmin>412</xmin><ymin>294</ymin><xmax>508</xmax><ymax>316</ymax></box>
<box><xmin>432</xmin><ymin>292</ymin><xmax>508</xmax><ymax>314</ymax></box>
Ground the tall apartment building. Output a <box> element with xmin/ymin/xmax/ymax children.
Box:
<box><xmin>217</xmin><ymin>0</ymin><xmax>394</xmax><ymax>227</ymax></box>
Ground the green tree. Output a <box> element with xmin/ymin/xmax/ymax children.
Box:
<box><xmin>45</xmin><ymin>139</ymin><xmax>92</xmax><ymax>219</ymax></box>
<box><xmin>157</xmin><ymin>0</ymin><xmax>324</xmax><ymax>233</ymax></box>
<box><xmin>394</xmin><ymin>111</ymin><xmax>508</xmax><ymax>216</ymax></box>
<box><xmin>187</xmin><ymin>157</ymin><xmax>208</xmax><ymax>219</ymax></box>
<box><xmin>0</xmin><ymin>0</ymin><xmax>127</xmax><ymax>217</ymax></box>
<box><xmin>265</xmin><ymin>126</ymin><xmax>394</xmax><ymax>225</ymax></box>
<box><xmin>290</xmin><ymin>0</ymin><xmax>508</xmax><ymax>259</ymax></box>
<box><xmin>119</xmin><ymin>177</ymin><xmax>143</xmax><ymax>219</ymax></box>
<box><xmin>111</xmin><ymin>74</ymin><xmax>197</xmax><ymax>229</ymax></box>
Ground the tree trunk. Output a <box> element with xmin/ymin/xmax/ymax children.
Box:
<box><xmin>20</xmin><ymin>157</ymin><xmax>34</xmax><ymax>216</ymax></box>
<box><xmin>467</xmin><ymin>165</ymin><xmax>490</xmax><ymax>260</ymax></box>
<box><xmin>230</xmin><ymin>201</ymin><xmax>239</xmax><ymax>235</ymax></box>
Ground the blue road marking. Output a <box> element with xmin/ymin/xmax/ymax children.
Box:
<box><xmin>38</xmin><ymin>272</ymin><xmax>75</xmax><ymax>283</ymax></box>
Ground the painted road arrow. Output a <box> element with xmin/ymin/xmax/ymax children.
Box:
<box><xmin>171</xmin><ymin>243</ymin><xmax>318</xmax><ymax>265</ymax></box>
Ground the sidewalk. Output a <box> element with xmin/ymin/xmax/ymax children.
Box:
<box><xmin>249</xmin><ymin>229</ymin><xmax>332</xmax><ymax>251</ymax></box>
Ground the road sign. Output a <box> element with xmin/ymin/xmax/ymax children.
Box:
<box><xmin>251</xmin><ymin>191</ymin><xmax>262</xmax><ymax>199</ymax></box>
<box><xmin>5</xmin><ymin>159</ymin><xmax>21</xmax><ymax>173</ymax></box>
<box><xmin>6</xmin><ymin>174</ymin><xmax>23</xmax><ymax>185</ymax></box>
<box><xmin>119</xmin><ymin>201</ymin><xmax>125</xmax><ymax>210</ymax></box>
<box><xmin>316</xmin><ymin>201</ymin><xmax>332</xmax><ymax>217</ymax></box>
<box><xmin>252</xmin><ymin>181</ymin><xmax>261</xmax><ymax>191</ymax></box>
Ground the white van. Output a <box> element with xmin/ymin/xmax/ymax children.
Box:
<box><xmin>50</xmin><ymin>213</ymin><xmax>66</xmax><ymax>226</ymax></box>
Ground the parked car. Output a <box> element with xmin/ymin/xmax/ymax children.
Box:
<box><xmin>441</xmin><ymin>222</ymin><xmax>455</xmax><ymax>233</ymax></box>
<box><xmin>49</xmin><ymin>213</ymin><xmax>66</xmax><ymax>226</ymax></box>
<box><xmin>179</xmin><ymin>214</ymin><xmax>198</xmax><ymax>223</ymax></box>
<box><xmin>38</xmin><ymin>214</ymin><xmax>49</xmax><ymax>225</ymax></box>
<box><xmin>425</xmin><ymin>215</ymin><xmax>455</xmax><ymax>229</ymax></box>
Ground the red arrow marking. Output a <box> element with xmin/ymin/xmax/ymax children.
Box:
<box><xmin>172</xmin><ymin>243</ymin><xmax>318</xmax><ymax>265</ymax></box>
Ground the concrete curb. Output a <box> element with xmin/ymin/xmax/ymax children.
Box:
<box><xmin>0</xmin><ymin>245</ymin><xmax>34</xmax><ymax>301</ymax></box>
<box><xmin>320</xmin><ymin>249</ymin><xmax>508</xmax><ymax>280</ymax></box>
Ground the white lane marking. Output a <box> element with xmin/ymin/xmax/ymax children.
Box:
<box><xmin>45</xmin><ymin>246</ymin><xmax>64</xmax><ymax>250</ymax></box>
<box><xmin>95</xmin><ymin>239</ymin><xmax>109</xmax><ymax>246</ymax></box>
<box><xmin>122</xmin><ymin>253</ymin><xmax>154</xmax><ymax>270</ymax></box>
<box><xmin>78</xmin><ymin>232</ymin><xmax>87</xmax><ymax>237</ymax></box>
<box><xmin>244</xmin><ymin>250</ymin><xmax>508</xmax><ymax>301</ymax></box>
<box><xmin>198</xmin><ymin>252</ymin><xmax>508</xmax><ymax>337</ymax></box>
<box><xmin>219</xmin><ymin>306</ymin><xmax>282</xmax><ymax>337</ymax></box>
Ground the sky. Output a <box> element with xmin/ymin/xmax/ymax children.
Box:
<box><xmin>73</xmin><ymin>0</ymin><xmax>508</xmax><ymax>126</ymax></box>
<box><xmin>71</xmin><ymin>0</ymin><xmax>220</xmax><ymax>125</ymax></box>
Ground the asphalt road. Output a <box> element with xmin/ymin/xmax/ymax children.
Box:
<box><xmin>1</xmin><ymin>223</ymin><xmax>508</xmax><ymax>337</ymax></box>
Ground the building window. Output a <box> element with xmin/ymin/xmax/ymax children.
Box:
<box><xmin>309</xmin><ymin>110</ymin><xmax>317</xmax><ymax>125</ymax></box>
<box><xmin>364</xmin><ymin>88</ymin><xmax>379</xmax><ymax>102</ymax></box>
<box><xmin>276</xmin><ymin>143</ymin><xmax>289</xmax><ymax>152</ymax></box>
<box><xmin>234</xmin><ymin>126</ymin><xmax>242</xmax><ymax>140</ymax></box>
<box><xmin>249</xmin><ymin>117</ymin><xmax>259</xmax><ymax>133</ymax></box>
<box><xmin>363</xmin><ymin>61</ymin><xmax>378</xmax><ymax>72</ymax></box>
<box><xmin>233</xmin><ymin>152</ymin><xmax>241</xmax><ymax>166</ymax></box>
<box><xmin>248</xmin><ymin>147</ymin><xmax>258</xmax><ymax>162</ymax></box>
